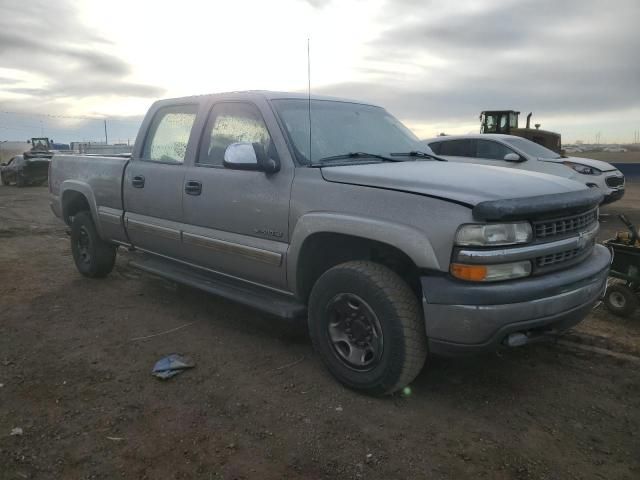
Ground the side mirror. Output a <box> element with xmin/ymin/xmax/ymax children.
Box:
<box><xmin>0</xmin><ymin>163</ymin><xmax>6</xmax><ymax>167</ymax></box>
<box><xmin>223</xmin><ymin>142</ymin><xmax>280</xmax><ymax>174</ymax></box>
<box><xmin>504</xmin><ymin>152</ymin><xmax>523</xmax><ymax>162</ymax></box>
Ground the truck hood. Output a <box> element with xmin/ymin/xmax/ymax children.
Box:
<box><xmin>540</xmin><ymin>156</ymin><xmax>618</xmax><ymax>172</ymax></box>
<box><xmin>320</xmin><ymin>161</ymin><xmax>588</xmax><ymax>206</ymax></box>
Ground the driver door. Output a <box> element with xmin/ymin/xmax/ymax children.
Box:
<box><xmin>181</xmin><ymin>101</ymin><xmax>294</xmax><ymax>289</ymax></box>
<box><xmin>472</xmin><ymin>139</ymin><xmax>521</xmax><ymax>169</ymax></box>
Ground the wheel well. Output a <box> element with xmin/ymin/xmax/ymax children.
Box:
<box><xmin>296</xmin><ymin>232</ymin><xmax>421</xmax><ymax>302</ymax></box>
<box><xmin>62</xmin><ymin>190</ymin><xmax>91</xmax><ymax>226</ymax></box>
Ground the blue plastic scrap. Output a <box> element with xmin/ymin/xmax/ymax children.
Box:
<box><xmin>152</xmin><ymin>354</ymin><xmax>195</xmax><ymax>380</ymax></box>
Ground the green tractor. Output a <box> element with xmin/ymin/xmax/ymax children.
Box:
<box><xmin>480</xmin><ymin>110</ymin><xmax>562</xmax><ymax>154</ymax></box>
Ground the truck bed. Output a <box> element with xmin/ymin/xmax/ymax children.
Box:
<box><xmin>49</xmin><ymin>154</ymin><xmax>129</xmax><ymax>214</ymax></box>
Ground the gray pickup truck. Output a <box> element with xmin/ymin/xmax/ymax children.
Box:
<box><xmin>50</xmin><ymin>91</ymin><xmax>610</xmax><ymax>395</ymax></box>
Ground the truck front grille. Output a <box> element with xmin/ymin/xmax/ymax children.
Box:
<box><xmin>533</xmin><ymin>209</ymin><xmax>597</xmax><ymax>240</ymax></box>
<box><xmin>536</xmin><ymin>248</ymin><xmax>580</xmax><ymax>267</ymax></box>
<box><xmin>536</xmin><ymin>248</ymin><xmax>584</xmax><ymax>268</ymax></box>
<box><xmin>605</xmin><ymin>176</ymin><xmax>624</xmax><ymax>187</ymax></box>
<box><xmin>534</xmin><ymin>238</ymin><xmax>596</xmax><ymax>272</ymax></box>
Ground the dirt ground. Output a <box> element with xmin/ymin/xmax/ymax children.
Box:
<box><xmin>1</xmin><ymin>182</ymin><xmax>639</xmax><ymax>480</ymax></box>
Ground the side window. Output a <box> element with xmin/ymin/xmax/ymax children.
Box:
<box><xmin>199</xmin><ymin>102</ymin><xmax>272</xmax><ymax>166</ymax></box>
<box><xmin>484</xmin><ymin>115</ymin><xmax>497</xmax><ymax>133</ymax></box>
<box><xmin>476</xmin><ymin>140</ymin><xmax>515</xmax><ymax>160</ymax></box>
<box><xmin>509</xmin><ymin>112</ymin><xmax>518</xmax><ymax>128</ymax></box>
<box><xmin>438</xmin><ymin>139</ymin><xmax>475</xmax><ymax>157</ymax></box>
<box><xmin>142</xmin><ymin>104</ymin><xmax>198</xmax><ymax>163</ymax></box>
<box><xmin>499</xmin><ymin>114</ymin><xmax>508</xmax><ymax>131</ymax></box>
<box><xmin>429</xmin><ymin>142</ymin><xmax>442</xmax><ymax>154</ymax></box>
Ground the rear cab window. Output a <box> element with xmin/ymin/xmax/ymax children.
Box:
<box><xmin>142</xmin><ymin>104</ymin><xmax>198</xmax><ymax>163</ymax></box>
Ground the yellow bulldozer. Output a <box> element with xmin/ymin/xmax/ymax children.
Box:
<box><xmin>480</xmin><ymin>110</ymin><xmax>562</xmax><ymax>154</ymax></box>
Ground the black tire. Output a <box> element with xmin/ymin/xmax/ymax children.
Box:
<box><xmin>70</xmin><ymin>211</ymin><xmax>116</xmax><ymax>278</ymax></box>
<box><xmin>308</xmin><ymin>261</ymin><xmax>427</xmax><ymax>395</ymax></box>
<box><xmin>604</xmin><ymin>284</ymin><xmax>638</xmax><ymax>318</ymax></box>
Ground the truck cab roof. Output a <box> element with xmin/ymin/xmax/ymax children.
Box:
<box><xmin>150</xmin><ymin>90</ymin><xmax>378</xmax><ymax>108</ymax></box>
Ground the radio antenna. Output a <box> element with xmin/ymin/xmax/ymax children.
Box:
<box><xmin>307</xmin><ymin>37</ymin><xmax>312</xmax><ymax>163</ymax></box>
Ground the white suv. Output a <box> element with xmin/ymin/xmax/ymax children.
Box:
<box><xmin>425</xmin><ymin>134</ymin><xmax>625</xmax><ymax>204</ymax></box>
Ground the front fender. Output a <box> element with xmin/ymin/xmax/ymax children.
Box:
<box><xmin>287</xmin><ymin>212</ymin><xmax>440</xmax><ymax>293</ymax></box>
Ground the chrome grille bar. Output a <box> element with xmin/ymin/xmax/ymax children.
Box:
<box><xmin>455</xmin><ymin>223</ymin><xmax>599</xmax><ymax>265</ymax></box>
<box><xmin>533</xmin><ymin>208</ymin><xmax>598</xmax><ymax>240</ymax></box>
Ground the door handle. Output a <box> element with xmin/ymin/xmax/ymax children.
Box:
<box><xmin>185</xmin><ymin>180</ymin><xmax>202</xmax><ymax>196</ymax></box>
<box><xmin>132</xmin><ymin>175</ymin><xmax>145</xmax><ymax>188</ymax></box>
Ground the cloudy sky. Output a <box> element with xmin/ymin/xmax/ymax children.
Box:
<box><xmin>0</xmin><ymin>0</ymin><xmax>638</xmax><ymax>144</ymax></box>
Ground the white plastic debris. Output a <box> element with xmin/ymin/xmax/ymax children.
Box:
<box><xmin>10</xmin><ymin>427</ymin><xmax>23</xmax><ymax>436</ymax></box>
<box><xmin>152</xmin><ymin>353</ymin><xmax>195</xmax><ymax>380</ymax></box>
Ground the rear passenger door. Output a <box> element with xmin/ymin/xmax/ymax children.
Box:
<box><xmin>181</xmin><ymin>101</ymin><xmax>294</xmax><ymax>290</ymax></box>
<box><xmin>430</xmin><ymin>139</ymin><xmax>476</xmax><ymax>163</ymax></box>
<box><xmin>123</xmin><ymin>104</ymin><xmax>198</xmax><ymax>259</ymax></box>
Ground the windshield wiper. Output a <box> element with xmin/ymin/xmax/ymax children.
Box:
<box><xmin>390</xmin><ymin>151</ymin><xmax>447</xmax><ymax>162</ymax></box>
<box><xmin>308</xmin><ymin>152</ymin><xmax>403</xmax><ymax>167</ymax></box>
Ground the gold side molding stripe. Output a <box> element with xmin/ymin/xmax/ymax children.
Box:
<box><xmin>182</xmin><ymin>232</ymin><xmax>282</xmax><ymax>266</ymax></box>
<box><xmin>126</xmin><ymin>219</ymin><xmax>181</xmax><ymax>241</ymax></box>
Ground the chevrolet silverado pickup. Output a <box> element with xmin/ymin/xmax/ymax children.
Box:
<box><xmin>50</xmin><ymin>91</ymin><xmax>610</xmax><ymax>395</ymax></box>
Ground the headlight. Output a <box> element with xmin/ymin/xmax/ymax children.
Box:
<box><xmin>450</xmin><ymin>261</ymin><xmax>532</xmax><ymax>282</ymax></box>
<box><xmin>563</xmin><ymin>161</ymin><xmax>602</xmax><ymax>176</ymax></box>
<box><xmin>455</xmin><ymin>222</ymin><xmax>532</xmax><ymax>246</ymax></box>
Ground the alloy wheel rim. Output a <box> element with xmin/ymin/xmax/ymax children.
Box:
<box><xmin>326</xmin><ymin>293</ymin><xmax>383</xmax><ymax>371</ymax></box>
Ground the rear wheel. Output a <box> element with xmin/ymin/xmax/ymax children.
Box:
<box><xmin>308</xmin><ymin>261</ymin><xmax>427</xmax><ymax>395</ymax></box>
<box><xmin>71</xmin><ymin>211</ymin><xmax>116</xmax><ymax>278</ymax></box>
<box><xmin>604</xmin><ymin>284</ymin><xmax>638</xmax><ymax>317</ymax></box>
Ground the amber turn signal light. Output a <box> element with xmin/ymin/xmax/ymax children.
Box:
<box><xmin>450</xmin><ymin>263</ymin><xmax>487</xmax><ymax>281</ymax></box>
<box><xmin>450</xmin><ymin>261</ymin><xmax>532</xmax><ymax>282</ymax></box>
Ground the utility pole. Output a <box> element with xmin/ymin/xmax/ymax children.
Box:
<box><xmin>104</xmin><ymin>119</ymin><xmax>108</xmax><ymax>145</ymax></box>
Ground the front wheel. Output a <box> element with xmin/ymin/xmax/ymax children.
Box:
<box><xmin>71</xmin><ymin>211</ymin><xmax>116</xmax><ymax>278</ymax></box>
<box><xmin>604</xmin><ymin>283</ymin><xmax>638</xmax><ymax>317</ymax></box>
<box><xmin>308</xmin><ymin>261</ymin><xmax>427</xmax><ymax>395</ymax></box>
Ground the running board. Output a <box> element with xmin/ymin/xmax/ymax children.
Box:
<box><xmin>128</xmin><ymin>253</ymin><xmax>307</xmax><ymax>320</ymax></box>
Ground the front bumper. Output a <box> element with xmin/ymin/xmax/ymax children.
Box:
<box><xmin>602</xmin><ymin>188</ymin><xmax>625</xmax><ymax>204</ymax></box>
<box><xmin>421</xmin><ymin>244</ymin><xmax>611</xmax><ymax>355</ymax></box>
